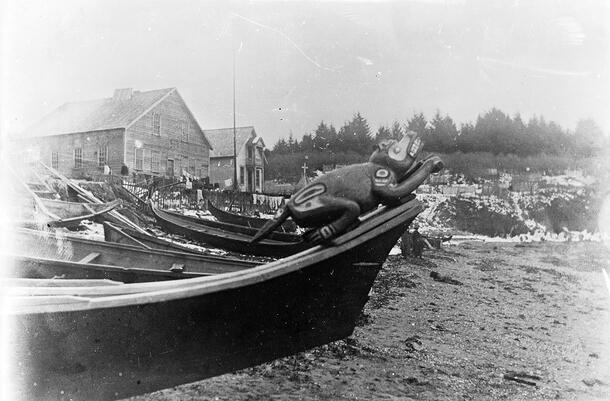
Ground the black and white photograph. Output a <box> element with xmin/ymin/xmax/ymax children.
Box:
<box><xmin>1</xmin><ymin>1</ymin><xmax>609</xmax><ymax>400</ymax></box>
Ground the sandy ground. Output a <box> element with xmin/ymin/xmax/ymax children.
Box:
<box><xmin>128</xmin><ymin>241</ymin><xmax>610</xmax><ymax>401</ymax></box>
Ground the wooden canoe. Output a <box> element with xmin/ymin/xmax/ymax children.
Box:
<box><xmin>151</xmin><ymin>204</ymin><xmax>309</xmax><ymax>258</ymax></box>
<box><xmin>103</xmin><ymin>221</ymin><xmax>222</xmax><ymax>256</ymax></box>
<box><xmin>7</xmin><ymin>198</ymin><xmax>422</xmax><ymax>401</ymax></box>
<box><xmin>162</xmin><ymin>209</ymin><xmax>301</xmax><ymax>242</ymax></box>
<box><xmin>10</xmin><ymin>228</ymin><xmax>258</xmax><ymax>279</ymax></box>
<box><xmin>207</xmin><ymin>201</ymin><xmax>298</xmax><ymax>232</ymax></box>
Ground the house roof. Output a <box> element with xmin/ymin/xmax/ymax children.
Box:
<box><xmin>204</xmin><ymin>126</ymin><xmax>264</xmax><ymax>158</ymax></box>
<box><xmin>22</xmin><ymin>88</ymin><xmax>177</xmax><ymax>138</ymax></box>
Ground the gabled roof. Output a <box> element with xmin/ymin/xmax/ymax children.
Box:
<box><xmin>204</xmin><ymin>126</ymin><xmax>263</xmax><ymax>158</ymax></box>
<box><xmin>22</xmin><ymin>88</ymin><xmax>176</xmax><ymax>137</ymax></box>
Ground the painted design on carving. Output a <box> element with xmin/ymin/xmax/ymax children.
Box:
<box><xmin>293</xmin><ymin>183</ymin><xmax>326</xmax><ymax>205</ymax></box>
<box><xmin>409</xmin><ymin>137</ymin><xmax>422</xmax><ymax>157</ymax></box>
<box><xmin>374</xmin><ymin>168</ymin><xmax>391</xmax><ymax>186</ymax></box>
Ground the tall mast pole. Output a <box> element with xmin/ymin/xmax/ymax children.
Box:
<box><xmin>233</xmin><ymin>46</ymin><xmax>238</xmax><ymax>191</ymax></box>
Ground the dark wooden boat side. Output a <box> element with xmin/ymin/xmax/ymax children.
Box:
<box><xmin>151</xmin><ymin>205</ymin><xmax>309</xmax><ymax>258</ymax></box>
<box><xmin>207</xmin><ymin>201</ymin><xmax>297</xmax><ymax>232</ymax></box>
<box><xmin>9</xmin><ymin>199</ymin><xmax>422</xmax><ymax>401</ymax></box>
<box><xmin>12</xmin><ymin>228</ymin><xmax>258</xmax><ymax>275</ymax></box>
<box><xmin>162</xmin><ymin>209</ymin><xmax>301</xmax><ymax>242</ymax></box>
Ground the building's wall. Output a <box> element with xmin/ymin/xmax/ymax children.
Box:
<box><xmin>208</xmin><ymin>136</ymin><xmax>266</xmax><ymax>192</ymax></box>
<box><xmin>244</xmin><ymin>142</ymin><xmax>265</xmax><ymax>192</ymax></box>
<box><xmin>20</xmin><ymin>129</ymin><xmax>124</xmax><ymax>178</ymax></box>
<box><xmin>209</xmin><ymin>156</ymin><xmax>236</xmax><ymax>188</ymax></box>
<box><xmin>254</xmin><ymin>143</ymin><xmax>265</xmax><ymax>192</ymax></box>
<box><xmin>124</xmin><ymin>91</ymin><xmax>209</xmax><ymax>179</ymax></box>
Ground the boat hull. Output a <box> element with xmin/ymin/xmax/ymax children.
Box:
<box><xmin>162</xmin><ymin>209</ymin><xmax>301</xmax><ymax>242</ymax></box>
<box><xmin>152</xmin><ymin>206</ymin><xmax>309</xmax><ymax>258</ymax></box>
<box><xmin>208</xmin><ymin>201</ymin><xmax>297</xmax><ymax>232</ymax></box>
<box><xmin>10</xmin><ymin>200</ymin><xmax>422</xmax><ymax>401</ymax></box>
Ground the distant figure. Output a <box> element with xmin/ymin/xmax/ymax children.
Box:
<box><xmin>412</xmin><ymin>225</ymin><xmax>424</xmax><ymax>258</ymax></box>
<box><xmin>103</xmin><ymin>164</ymin><xmax>111</xmax><ymax>175</ymax></box>
<box><xmin>121</xmin><ymin>165</ymin><xmax>129</xmax><ymax>176</ymax></box>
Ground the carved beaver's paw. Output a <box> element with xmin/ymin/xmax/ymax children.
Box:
<box><xmin>303</xmin><ymin>225</ymin><xmax>337</xmax><ymax>244</ymax></box>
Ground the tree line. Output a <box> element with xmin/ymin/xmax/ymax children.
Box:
<box><xmin>267</xmin><ymin>109</ymin><xmax>606</xmax><ymax>182</ymax></box>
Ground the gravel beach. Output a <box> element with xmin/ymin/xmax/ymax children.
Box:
<box><xmin>128</xmin><ymin>240</ymin><xmax>610</xmax><ymax>401</ymax></box>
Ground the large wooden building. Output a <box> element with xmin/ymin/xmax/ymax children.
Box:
<box><xmin>204</xmin><ymin>126</ymin><xmax>266</xmax><ymax>192</ymax></box>
<box><xmin>20</xmin><ymin>88</ymin><xmax>211</xmax><ymax>180</ymax></box>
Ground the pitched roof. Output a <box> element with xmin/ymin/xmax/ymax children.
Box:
<box><xmin>23</xmin><ymin>88</ymin><xmax>176</xmax><ymax>137</ymax></box>
<box><xmin>204</xmin><ymin>126</ymin><xmax>261</xmax><ymax>158</ymax></box>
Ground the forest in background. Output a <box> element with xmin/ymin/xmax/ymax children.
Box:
<box><xmin>266</xmin><ymin>109</ymin><xmax>607</xmax><ymax>183</ymax></box>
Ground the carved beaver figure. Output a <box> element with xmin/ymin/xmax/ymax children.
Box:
<box><xmin>251</xmin><ymin>131</ymin><xmax>443</xmax><ymax>244</ymax></box>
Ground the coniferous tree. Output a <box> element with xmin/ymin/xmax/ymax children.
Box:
<box><xmin>273</xmin><ymin>138</ymin><xmax>289</xmax><ymax>154</ymax></box>
<box><xmin>338</xmin><ymin>112</ymin><xmax>374</xmax><ymax>154</ymax></box>
<box><xmin>375</xmin><ymin>125</ymin><xmax>392</xmax><ymax>142</ymax></box>
<box><xmin>456</xmin><ymin>122</ymin><xmax>475</xmax><ymax>153</ymax></box>
<box><xmin>424</xmin><ymin>111</ymin><xmax>458</xmax><ymax>153</ymax></box>
<box><xmin>313</xmin><ymin>121</ymin><xmax>338</xmax><ymax>152</ymax></box>
<box><xmin>299</xmin><ymin>133</ymin><xmax>315</xmax><ymax>153</ymax></box>
<box><xmin>390</xmin><ymin>121</ymin><xmax>404</xmax><ymax>140</ymax></box>
<box><xmin>407</xmin><ymin>112</ymin><xmax>428</xmax><ymax>136</ymax></box>
<box><xmin>573</xmin><ymin>118</ymin><xmax>604</xmax><ymax>157</ymax></box>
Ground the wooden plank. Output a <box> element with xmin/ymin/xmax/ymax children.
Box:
<box><xmin>78</xmin><ymin>252</ymin><xmax>101</xmax><ymax>264</ymax></box>
<box><xmin>3</xmin><ymin>278</ymin><xmax>124</xmax><ymax>287</ymax></box>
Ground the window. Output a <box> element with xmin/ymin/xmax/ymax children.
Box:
<box><xmin>239</xmin><ymin>166</ymin><xmax>244</xmax><ymax>184</ymax></box>
<box><xmin>51</xmin><ymin>152</ymin><xmax>59</xmax><ymax>169</ymax></box>
<box><xmin>189</xmin><ymin>160</ymin><xmax>196</xmax><ymax>175</ymax></box>
<box><xmin>152</xmin><ymin>112</ymin><xmax>161</xmax><ymax>135</ymax></box>
<box><xmin>182</xmin><ymin>156</ymin><xmax>188</xmax><ymax>174</ymax></box>
<box><xmin>256</xmin><ymin>169</ymin><xmax>262</xmax><ymax>189</ymax></box>
<box><xmin>181</xmin><ymin>121</ymin><xmax>189</xmax><ymax>142</ymax></box>
<box><xmin>151</xmin><ymin>151</ymin><xmax>160</xmax><ymax>173</ymax></box>
<box><xmin>98</xmin><ymin>146</ymin><xmax>108</xmax><ymax>167</ymax></box>
<box><xmin>144</xmin><ymin>149</ymin><xmax>152</xmax><ymax>172</ymax></box>
<box><xmin>74</xmin><ymin>148</ymin><xmax>82</xmax><ymax>168</ymax></box>
<box><xmin>248</xmin><ymin>147</ymin><xmax>253</xmax><ymax>160</ymax></box>
<box><xmin>135</xmin><ymin>147</ymin><xmax>143</xmax><ymax>170</ymax></box>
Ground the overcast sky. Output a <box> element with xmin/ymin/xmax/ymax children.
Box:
<box><xmin>1</xmin><ymin>0</ymin><xmax>608</xmax><ymax>146</ymax></box>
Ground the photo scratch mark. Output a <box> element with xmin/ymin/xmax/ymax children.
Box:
<box><xmin>232</xmin><ymin>13</ymin><xmax>338</xmax><ymax>73</ymax></box>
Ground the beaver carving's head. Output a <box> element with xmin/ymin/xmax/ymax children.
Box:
<box><xmin>369</xmin><ymin>131</ymin><xmax>423</xmax><ymax>176</ymax></box>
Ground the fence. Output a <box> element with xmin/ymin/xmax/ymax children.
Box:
<box><xmin>143</xmin><ymin>181</ymin><xmax>289</xmax><ymax>215</ymax></box>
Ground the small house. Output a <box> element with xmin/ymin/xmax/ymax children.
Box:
<box><xmin>204</xmin><ymin>126</ymin><xmax>266</xmax><ymax>192</ymax></box>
